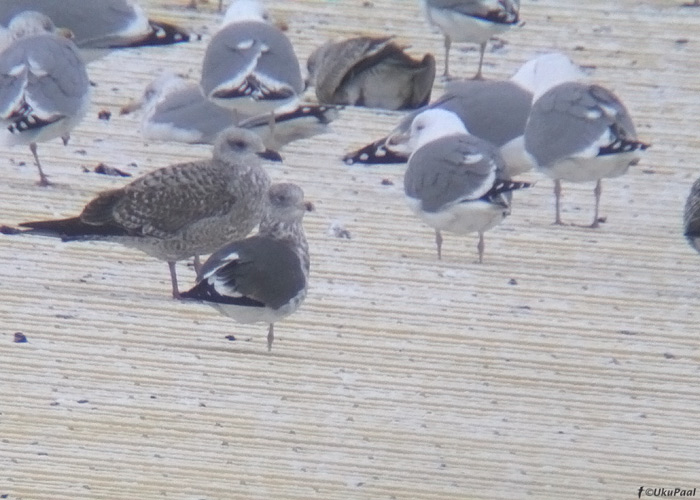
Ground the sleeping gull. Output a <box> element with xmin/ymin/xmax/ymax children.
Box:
<box><xmin>345</xmin><ymin>52</ymin><xmax>586</xmax><ymax>177</ymax></box>
<box><xmin>17</xmin><ymin>128</ymin><xmax>276</xmax><ymax>298</ymax></box>
<box><xmin>419</xmin><ymin>0</ymin><xmax>520</xmax><ymax>79</ymax></box>
<box><xmin>121</xmin><ymin>72</ymin><xmax>338</xmax><ymax>150</ymax></box>
<box><xmin>0</xmin><ymin>0</ymin><xmax>189</xmax><ymax>61</ymax></box>
<box><xmin>524</xmin><ymin>81</ymin><xmax>649</xmax><ymax>227</ymax></box>
<box><xmin>0</xmin><ymin>11</ymin><xmax>90</xmax><ymax>186</ymax></box>
<box><xmin>684</xmin><ymin>177</ymin><xmax>700</xmax><ymax>254</ymax></box>
<box><xmin>200</xmin><ymin>0</ymin><xmax>303</xmax><ymax>116</ymax></box>
<box><xmin>307</xmin><ymin>36</ymin><xmax>435</xmax><ymax>111</ymax></box>
<box><xmin>403</xmin><ymin>108</ymin><xmax>531</xmax><ymax>261</ymax></box>
<box><xmin>181</xmin><ymin>182</ymin><xmax>311</xmax><ymax>351</ymax></box>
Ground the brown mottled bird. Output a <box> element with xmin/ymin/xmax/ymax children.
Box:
<box><xmin>307</xmin><ymin>36</ymin><xmax>435</xmax><ymax>111</ymax></box>
<box><xmin>17</xmin><ymin>128</ymin><xmax>276</xmax><ymax>298</ymax></box>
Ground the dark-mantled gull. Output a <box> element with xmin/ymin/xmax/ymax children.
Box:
<box><xmin>17</xmin><ymin>128</ymin><xmax>276</xmax><ymax>298</ymax></box>
<box><xmin>403</xmin><ymin>108</ymin><xmax>531</xmax><ymax>261</ymax></box>
<box><xmin>0</xmin><ymin>11</ymin><xmax>90</xmax><ymax>186</ymax></box>
<box><xmin>524</xmin><ymin>81</ymin><xmax>649</xmax><ymax>227</ymax></box>
<box><xmin>684</xmin><ymin>177</ymin><xmax>700</xmax><ymax>254</ymax></box>
<box><xmin>345</xmin><ymin>52</ymin><xmax>586</xmax><ymax>177</ymax></box>
<box><xmin>121</xmin><ymin>72</ymin><xmax>338</xmax><ymax>150</ymax></box>
<box><xmin>200</xmin><ymin>0</ymin><xmax>303</xmax><ymax>116</ymax></box>
<box><xmin>181</xmin><ymin>182</ymin><xmax>311</xmax><ymax>351</ymax></box>
<box><xmin>0</xmin><ymin>0</ymin><xmax>189</xmax><ymax>61</ymax></box>
<box><xmin>307</xmin><ymin>36</ymin><xmax>435</xmax><ymax>111</ymax></box>
<box><xmin>419</xmin><ymin>0</ymin><xmax>520</xmax><ymax>79</ymax></box>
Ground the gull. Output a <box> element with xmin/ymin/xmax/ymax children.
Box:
<box><xmin>683</xmin><ymin>177</ymin><xmax>700</xmax><ymax>254</ymax></box>
<box><xmin>403</xmin><ymin>108</ymin><xmax>531</xmax><ymax>261</ymax></box>
<box><xmin>200</xmin><ymin>0</ymin><xmax>303</xmax><ymax>116</ymax></box>
<box><xmin>0</xmin><ymin>11</ymin><xmax>90</xmax><ymax>186</ymax></box>
<box><xmin>181</xmin><ymin>183</ymin><xmax>311</xmax><ymax>351</ymax></box>
<box><xmin>307</xmin><ymin>36</ymin><xmax>435</xmax><ymax>111</ymax></box>
<box><xmin>523</xmin><ymin>81</ymin><xmax>649</xmax><ymax>227</ymax></box>
<box><xmin>419</xmin><ymin>0</ymin><xmax>520</xmax><ymax>79</ymax></box>
<box><xmin>121</xmin><ymin>72</ymin><xmax>338</xmax><ymax>150</ymax></box>
<box><xmin>17</xmin><ymin>128</ymin><xmax>276</xmax><ymax>298</ymax></box>
<box><xmin>345</xmin><ymin>52</ymin><xmax>586</xmax><ymax>177</ymax></box>
<box><xmin>0</xmin><ymin>0</ymin><xmax>189</xmax><ymax>61</ymax></box>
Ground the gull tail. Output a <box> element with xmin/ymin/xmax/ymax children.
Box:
<box><xmin>119</xmin><ymin>21</ymin><xmax>190</xmax><ymax>48</ymax></box>
<box><xmin>343</xmin><ymin>138</ymin><xmax>409</xmax><ymax>165</ymax></box>
<box><xmin>180</xmin><ymin>280</ymin><xmax>264</xmax><ymax>307</ymax></box>
<box><xmin>19</xmin><ymin>217</ymin><xmax>128</xmax><ymax>241</ymax></box>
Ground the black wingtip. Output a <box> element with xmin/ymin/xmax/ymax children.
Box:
<box><xmin>343</xmin><ymin>138</ymin><xmax>409</xmax><ymax>166</ymax></box>
<box><xmin>118</xmin><ymin>20</ymin><xmax>190</xmax><ymax>48</ymax></box>
<box><xmin>18</xmin><ymin>217</ymin><xmax>129</xmax><ymax>240</ymax></box>
<box><xmin>258</xmin><ymin>149</ymin><xmax>283</xmax><ymax>162</ymax></box>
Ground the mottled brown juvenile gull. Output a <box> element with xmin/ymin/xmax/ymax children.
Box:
<box><xmin>0</xmin><ymin>11</ymin><xmax>90</xmax><ymax>186</ymax></box>
<box><xmin>345</xmin><ymin>52</ymin><xmax>585</xmax><ymax>177</ymax></box>
<box><xmin>181</xmin><ymin>183</ymin><xmax>311</xmax><ymax>351</ymax></box>
<box><xmin>419</xmin><ymin>0</ymin><xmax>520</xmax><ymax>79</ymax></box>
<box><xmin>683</xmin><ymin>177</ymin><xmax>700</xmax><ymax>254</ymax></box>
<box><xmin>524</xmin><ymin>82</ymin><xmax>649</xmax><ymax>227</ymax></box>
<box><xmin>200</xmin><ymin>0</ymin><xmax>303</xmax><ymax>116</ymax></box>
<box><xmin>121</xmin><ymin>72</ymin><xmax>338</xmax><ymax>150</ymax></box>
<box><xmin>307</xmin><ymin>36</ymin><xmax>435</xmax><ymax>111</ymax></box>
<box><xmin>18</xmin><ymin>128</ymin><xmax>275</xmax><ymax>298</ymax></box>
<box><xmin>0</xmin><ymin>0</ymin><xmax>189</xmax><ymax>61</ymax></box>
<box><xmin>404</xmin><ymin>109</ymin><xmax>531</xmax><ymax>261</ymax></box>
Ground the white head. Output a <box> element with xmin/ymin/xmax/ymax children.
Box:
<box><xmin>511</xmin><ymin>52</ymin><xmax>587</xmax><ymax>100</ymax></box>
<box><xmin>223</xmin><ymin>0</ymin><xmax>270</xmax><ymax>25</ymax></box>
<box><xmin>408</xmin><ymin>109</ymin><xmax>469</xmax><ymax>151</ymax></box>
<box><xmin>8</xmin><ymin>11</ymin><xmax>57</xmax><ymax>39</ymax></box>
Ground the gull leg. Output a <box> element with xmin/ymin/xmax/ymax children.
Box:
<box><xmin>218</xmin><ymin>0</ymin><xmax>224</xmax><ymax>12</ymax></box>
<box><xmin>590</xmin><ymin>179</ymin><xmax>602</xmax><ymax>228</ymax></box>
<box><xmin>477</xmin><ymin>232</ymin><xmax>485</xmax><ymax>263</ymax></box>
<box><xmin>193</xmin><ymin>255</ymin><xmax>203</xmax><ymax>275</ymax></box>
<box><xmin>474</xmin><ymin>42</ymin><xmax>487</xmax><ymax>80</ymax></box>
<box><xmin>168</xmin><ymin>261</ymin><xmax>181</xmax><ymax>299</ymax></box>
<box><xmin>187</xmin><ymin>0</ymin><xmax>197</xmax><ymax>9</ymax></box>
<box><xmin>443</xmin><ymin>35</ymin><xmax>452</xmax><ymax>78</ymax></box>
<box><xmin>29</xmin><ymin>143</ymin><xmax>50</xmax><ymax>187</ymax></box>
<box><xmin>267</xmin><ymin>323</ymin><xmax>274</xmax><ymax>352</ymax></box>
<box><xmin>435</xmin><ymin>230</ymin><xmax>443</xmax><ymax>260</ymax></box>
<box><xmin>553</xmin><ymin>179</ymin><xmax>565</xmax><ymax>225</ymax></box>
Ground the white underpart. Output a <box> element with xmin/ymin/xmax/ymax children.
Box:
<box><xmin>213</xmin><ymin>288</ymin><xmax>307</xmax><ymax>325</ymax></box>
<box><xmin>422</xmin><ymin>0</ymin><xmax>512</xmax><ymax>44</ymax></box>
<box><xmin>499</xmin><ymin>136</ymin><xmax>536</xmax><ymax>177</ymax></box>
<box><xmin>408</xmin><ymin>109</ymin><xmax>470</xmax><ymax>151</ymax></box>
<box><xmin>406</xmin><ymin>196</ymin><xmax>508</xmax><ymax>235</ymax></box>
<box><xmin>545</xmin><ymin>127</ymin><xmax>642</xmax><ymax>182</ymax></box>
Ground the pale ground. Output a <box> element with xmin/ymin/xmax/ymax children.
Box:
<box><xmin>1</xmin><ymin>1</ymin><xmax>699</xmax><ymax>499</ymax></box>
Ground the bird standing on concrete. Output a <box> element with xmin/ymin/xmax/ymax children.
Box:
<box><xmin>181</xmin><ymin>183</ymin><xmax>312</xmax><ymax>351</ymax></box>
<box><xmin>17</xmin><ymin>128</ymin><xmax>276</xmax><ymax>298</ymax></box>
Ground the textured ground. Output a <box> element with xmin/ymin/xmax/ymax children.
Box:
<box><xmin>1</xmin><ymin>1</ymin><xmax>699</xmax><ymax>499</ymax></box>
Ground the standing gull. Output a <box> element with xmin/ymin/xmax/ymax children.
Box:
<box><xmin>121</xmin><ymin>72</ymin><xmax>338</xmax><ymax>150</ymax></box>
<box><xmin>200</xmin><ymin>0</ymin><xmax>303</xmax><ymax>116</ymax></box>
<box><xmin>524</xmin><ymin>82</ymin><xmax>649</xmax><ymax>227</ymax></box>
<box><xmin>0</xmin><ymin>0</ymin><xmax>189</xmax><ymax>61</ymax></box>
<box><xmin>17</xmin><ymin>128</ymin><xmax>275</xmax><ymax>298</ymax></box>
<box><xmin>683</xmin><ymin>177</ymin><xmax>700</xmax><ymax>254</ymax></box>
<box><xmin>345</xmin><ymin>52</ymin><xmax>586</xmax><ymax>177</ymax></box>
<box><xmin>181</xmin><ymin>183</ymin><xmax>311</xmax><ymax>351</ymax></box>
<box><xmin>419</xmin><ymin>0</ymin><xmax>520</xmax><ymax>79</ymax></box>
<box><xmin>0</xmin><ymin>11</ymin><xmax>90</xmax><ymax>186</ymax></box>
<box><xmin>403</xmin><ymin>109</ymin><xmax>531</xmax><ymax>261</ymax></box>
<box><xmin>307</xmin><ymin>36</ymin><xmax>435</xmax><ymax>111</ymax></box>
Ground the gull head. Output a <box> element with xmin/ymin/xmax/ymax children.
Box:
<box><xmin>265</xmin><ymin>183</ymin><xmax>313</xmax><ymax>225</ymax></box>
<box><xmin>8</xmin><ymin>11</ymin><xmax>58</xmax><ymax>39</ymax></box>
<box><xmin>511</xmin><ymin>52</ymin><xmax>587</xmax><ymax>100</ymax></box>
<box><xmin>408</xmin><ymin>109</ymin><xmax>468</xmax><ymax>151</ymax></box>
<box><xmin>214</xmin><ymin>127</ymin><xmax>268</xmax><ymax>164</ymax></box>
<box><xmin>223</xmin><ymin>0</ymin><xmax>270</xmax><ymax>25</ymax></box>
